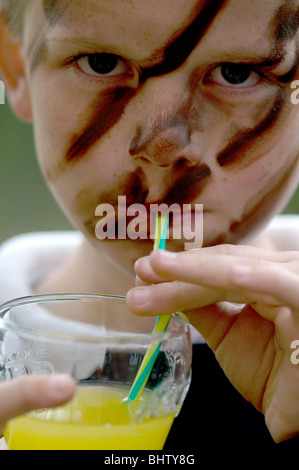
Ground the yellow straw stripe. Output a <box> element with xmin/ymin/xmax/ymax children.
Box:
<box><xmin>126</xmin><ymin>214</ymin><xmax>170</xmax><ymax>402</ymax></box>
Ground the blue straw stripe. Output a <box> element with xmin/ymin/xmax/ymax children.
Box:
<box><xmin>128</xmin><ymin>342</ymin><xmax>162</xmax><ymax>401</ymax></box>
<box><xmin>126</xmin><ymin>214</ymin><xmax>170</xmax><ymax>402</ymax></box>
<box><xmin>158</xmin><ymin>218</ymin><xmax>168</xmax><ymax>249</ymax></box>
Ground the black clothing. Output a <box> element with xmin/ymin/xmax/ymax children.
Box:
<box><xmin>164</xmin><ymin>344</ymin><xmax>299</xmax><ymax>460</ymax></box>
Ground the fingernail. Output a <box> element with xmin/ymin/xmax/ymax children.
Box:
<box><xmin>135</xmin><ymin>256</ymin><xmax>151</xmax><ymax>273</ymax></box>
<box><xmin>50</xmin><ymin>375</ymin><xmax>74</xmax><ymax>397</ymax></box>
<box><xmin>131</xmin><ymin>287</ymin><xmax>151</xmax><ymax>307</ymax></box>
<box><xmin>232</xmin><ymin>265</ymin><xmax>252</xmax><ymax>282</ymax></box>
<box><xmin>134</xmin><ymin>258</ymin><xmax>143</xmax><ymax>269</ymax></box>
<box><xmin>157</xmin><ymin>250</ymin><xmax>178</xmax><ymax>262</ymax></box>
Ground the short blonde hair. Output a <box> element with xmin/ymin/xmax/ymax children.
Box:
<box><xmin>0</xmin><ymin>0</ymin><xmax>27</xmax><ymax>38</ymax></box>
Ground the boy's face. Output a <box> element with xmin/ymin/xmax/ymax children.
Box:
<box><xmin>19</xmin><ymin>0</ymin><xmax>299</xmax><ymax>270</ymax></box>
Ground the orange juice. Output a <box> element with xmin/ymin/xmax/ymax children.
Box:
<box><xmin>4</xmin><ymin>386</ymin><xmax>174</xmax><ymax>450</ymax></box>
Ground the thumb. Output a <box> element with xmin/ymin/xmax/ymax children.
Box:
<box><xmin>187</xmin><ymin>302</ymin><xmax>241</xmax><ymax>351</ymax></box>
<box><xmin>0</xmin><ymin>375</ymin><xmax>76</xmax><ymax>434</ymax></box>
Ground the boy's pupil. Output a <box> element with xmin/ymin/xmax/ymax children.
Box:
<box><xmin>88</xmin><ymin>54</ymin><xmax>118</xmax><ymax>74</ymax></box>
<box><xmin>221</xmin><ymin>63</ymin><xmax>251</xmax><ymax>84</ymax></box>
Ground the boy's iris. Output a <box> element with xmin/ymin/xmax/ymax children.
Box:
<box><xmin>88</xmin><ymin>53</ymin><xmax>119</xmax><ymax>75</ymax></box>
<box><xmin>221</xmin><ymin>63</ymin><xmax>251</xmax><ymax>85</ymax></box>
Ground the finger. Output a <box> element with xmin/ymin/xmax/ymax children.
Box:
<box><xmin>130</xmin><ymin>249</ymin><xmax>299</xmax><ymax>317</ymax></box>
<box><xmin>134</xmin><ymin>256</ymin><xmax>167</xmax><ymax>284</ymax></box>
<box><xmin>126</xmin><ymin>278</ymin><xmax>248</xmax><ymax>316</ymax></box>
<box><xmin>139</xmin><ymin>249</ymin><xmax>250</xmax><ymax>289</ymax></box>
<box><xmin>0</xmin><ymin>437</ymin><xmax>7</xmax><ymax>450</ymax></box>
<box><xmin>148</xmin><ymin>250</ymin><xmax>299</xmax><ymax>312</ymax></box>
<box><xmin>144</xmin><ymin>249</ymin><xmax>296</xmax><ymax>295</ymax></box>
<box><xmin>190</xmin><ymin>244</ymin><xmax>295</xmax><ymax>262</ymax></box>
<box><xmin>0</xmin><ymin>375</ymin><xmax>76</xmax><ymax>433</ymax></box>
<box><xmin>231</xmin><ymin>263</ymin><xmax>299</xmax><ymax>312</ymax></box>
<box><xmin>252</xmin><ymin>302</ymin><xmax>295</xmax><ymax>335</ymax></box>
<box><xmin>127</xmin><ymin>281</ymin><xmax>212</xmax><ymax>315</ymax></box>
<box><xmin>134</xmin><ymin>246</ymin><xmax>293</xmax><ymax>285</ymax></box>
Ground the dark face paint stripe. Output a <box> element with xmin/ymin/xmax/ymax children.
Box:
<box><xmin>66</xmin><ymin>87</ymin><xmax>137</xmax><ymax>162</ymax></box>
<box><xmin>164</xmin><ymin>164</ymin><xmax>211</xmax><ymax>205</ymax></box>
<box><xmin>270</xmin><ymin>2</ymin><xmax>299</xmax><ymax>83</ymax></box>
<box><xmin>276</xmin><ymin>57</ymin><xmax>299</xmax><ymax>84</ymax></box>
<box><xmin>229</xmin><ymin>155</ymin><xmax>299</xmax><ymax>242</ymax></box>
<box><xmin>217</xmin><ymin>89</ymin><xmax>286</xmax><ymax>168</ymax></box>
<box><xmin>141</xmin><ymin>0</ymin><xmax>228</xmax><ymax>80</ymax></box>
<box><xmin>121</xmin><ymin>168</ymin><xmax>150</xmax><ymax>205</ymax></box>
<box><xmin>274</xmin><ymin>1</ymin><xmax>299</xmax><ymax>41</ymax></box>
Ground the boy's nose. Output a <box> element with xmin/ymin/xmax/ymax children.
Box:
<box><xmin>129</xmin><ymin>124</ymin><xmax>196</xmax><ymax>169</ymax></box>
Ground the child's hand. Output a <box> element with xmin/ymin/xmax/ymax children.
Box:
<box><xmin>0</xmin><ymin>375</ymin><xmax>75</xmax><ymax>443</ymax></box>
<box><xmin>126</xmin><ymin>245</ymin><xmax>299</xmax><ymax>443</ymax></box>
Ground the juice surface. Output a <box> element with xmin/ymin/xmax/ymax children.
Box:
<box><xmin>4</xmin><ymin>386</ymin><xmax>174</xmax><ymax>450</ymax></box>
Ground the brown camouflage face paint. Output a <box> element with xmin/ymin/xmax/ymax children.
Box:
<box><xmin>229</xmin><ymin>156</ymin><xmax>299</xmax><ymax>242</ymax></box>
<box><xmin>274</xmin><ymin>0</ymin><xmax>299</xmax><ymax>42</ymax></box>
<box><xmin>201</xmin><ymin>155</ymin><xmax>299</xmax><ymax>248</ymax></box>
<box><xmin>141</xmin><ymin>0</ymin><xmax>228</xmax><ymax>80</ymax></box>
<box><xmin>81</xmin><ymin>167</ymin><xmax>149</xmax><ymax>236</ymax></box>
<box><xmin>37</xmin><ymin>0</ymin><xmax>299</xmax><ymax>172</ymax></box>
<box><xmin>82</xmin><ymin>162</ymin><xmax>211</xmax><ymax>219</ymax></box>
<box><xmin>215</xmin><ymin>1</ymin><xmax>299</xmax><ymax>169</ymax></box>
<box><xmin>63</xmin><ymin>0</ymin><xmax>228</xmax><ymax>164</ymax></box>
<box><xmin>270</xmin><ymin>0</ymin><xmax>299</xmax><ymax>83</ymax></box>
<box><xmin>217</xmin><ymin>89</ymin><xmax>286</xmax><ymax>168</ymax></box>
<box><xmin>163</xmin><ymin>165</ymin><xmax>211</xmax><ymax>205</ymax></box>
<box><xmin>66</xmin><ymin>87</ymin><xmax>137</xmax><ymax>163</ymax></box>
<box><xmin>81</xmin><ymin>163</ymin><xmax>211</xmax><ymax>238</ymax></box>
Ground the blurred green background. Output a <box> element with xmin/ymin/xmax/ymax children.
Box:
<box><xmin>0</xmin><ymin>100</ymin><xmax>72</xmax><ymax>244</ymax></box>
<box><xmin>1</xmin><ymin>98</ymin><xmax>299</xmax><ymax>245</ymax></box>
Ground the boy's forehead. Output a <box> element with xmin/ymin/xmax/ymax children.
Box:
<box><xmin>40</xmin><ymin>0</ymin><xmax>297</xmax><ymax>50</ymax></box>
<box><xmin>41</xmin><ymin>0</ymin><xmax>298</xmax><ymax>30</ymax></box>
<box><xmin>41</xmin><ymin>0</ymin><xmax>205</xmax><ymax>26</ymax></box>
<box><xmin>41</xmin><ymin>0</ymin><xmax>215</xmax><ymax>48</ymax></box>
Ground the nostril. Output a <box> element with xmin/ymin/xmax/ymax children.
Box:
<box><xmin>174</xmin><ymin>157</ymin><xmax>189</xmax><ymax>170</ymax></box>
<box><xmin>138</xmin><ymin>156</ymin><xmax>151</xmax><ymax>165</ymax></box>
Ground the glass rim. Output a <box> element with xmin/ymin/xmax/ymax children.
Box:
<box><xmin>0</xmin><ymin>293</ymin><xmax>189</xmax><ymax>344</ymax></box>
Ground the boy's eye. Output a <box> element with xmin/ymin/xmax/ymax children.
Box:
<box><xmin>76</xmin><ymin>53</ymin><xmax>129</xmax><ymax>77</ymax></box>
<box><xmin>210</xmin><ymin>63</ymin><xmax>261</xmax><ymax>87</ymax></box>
